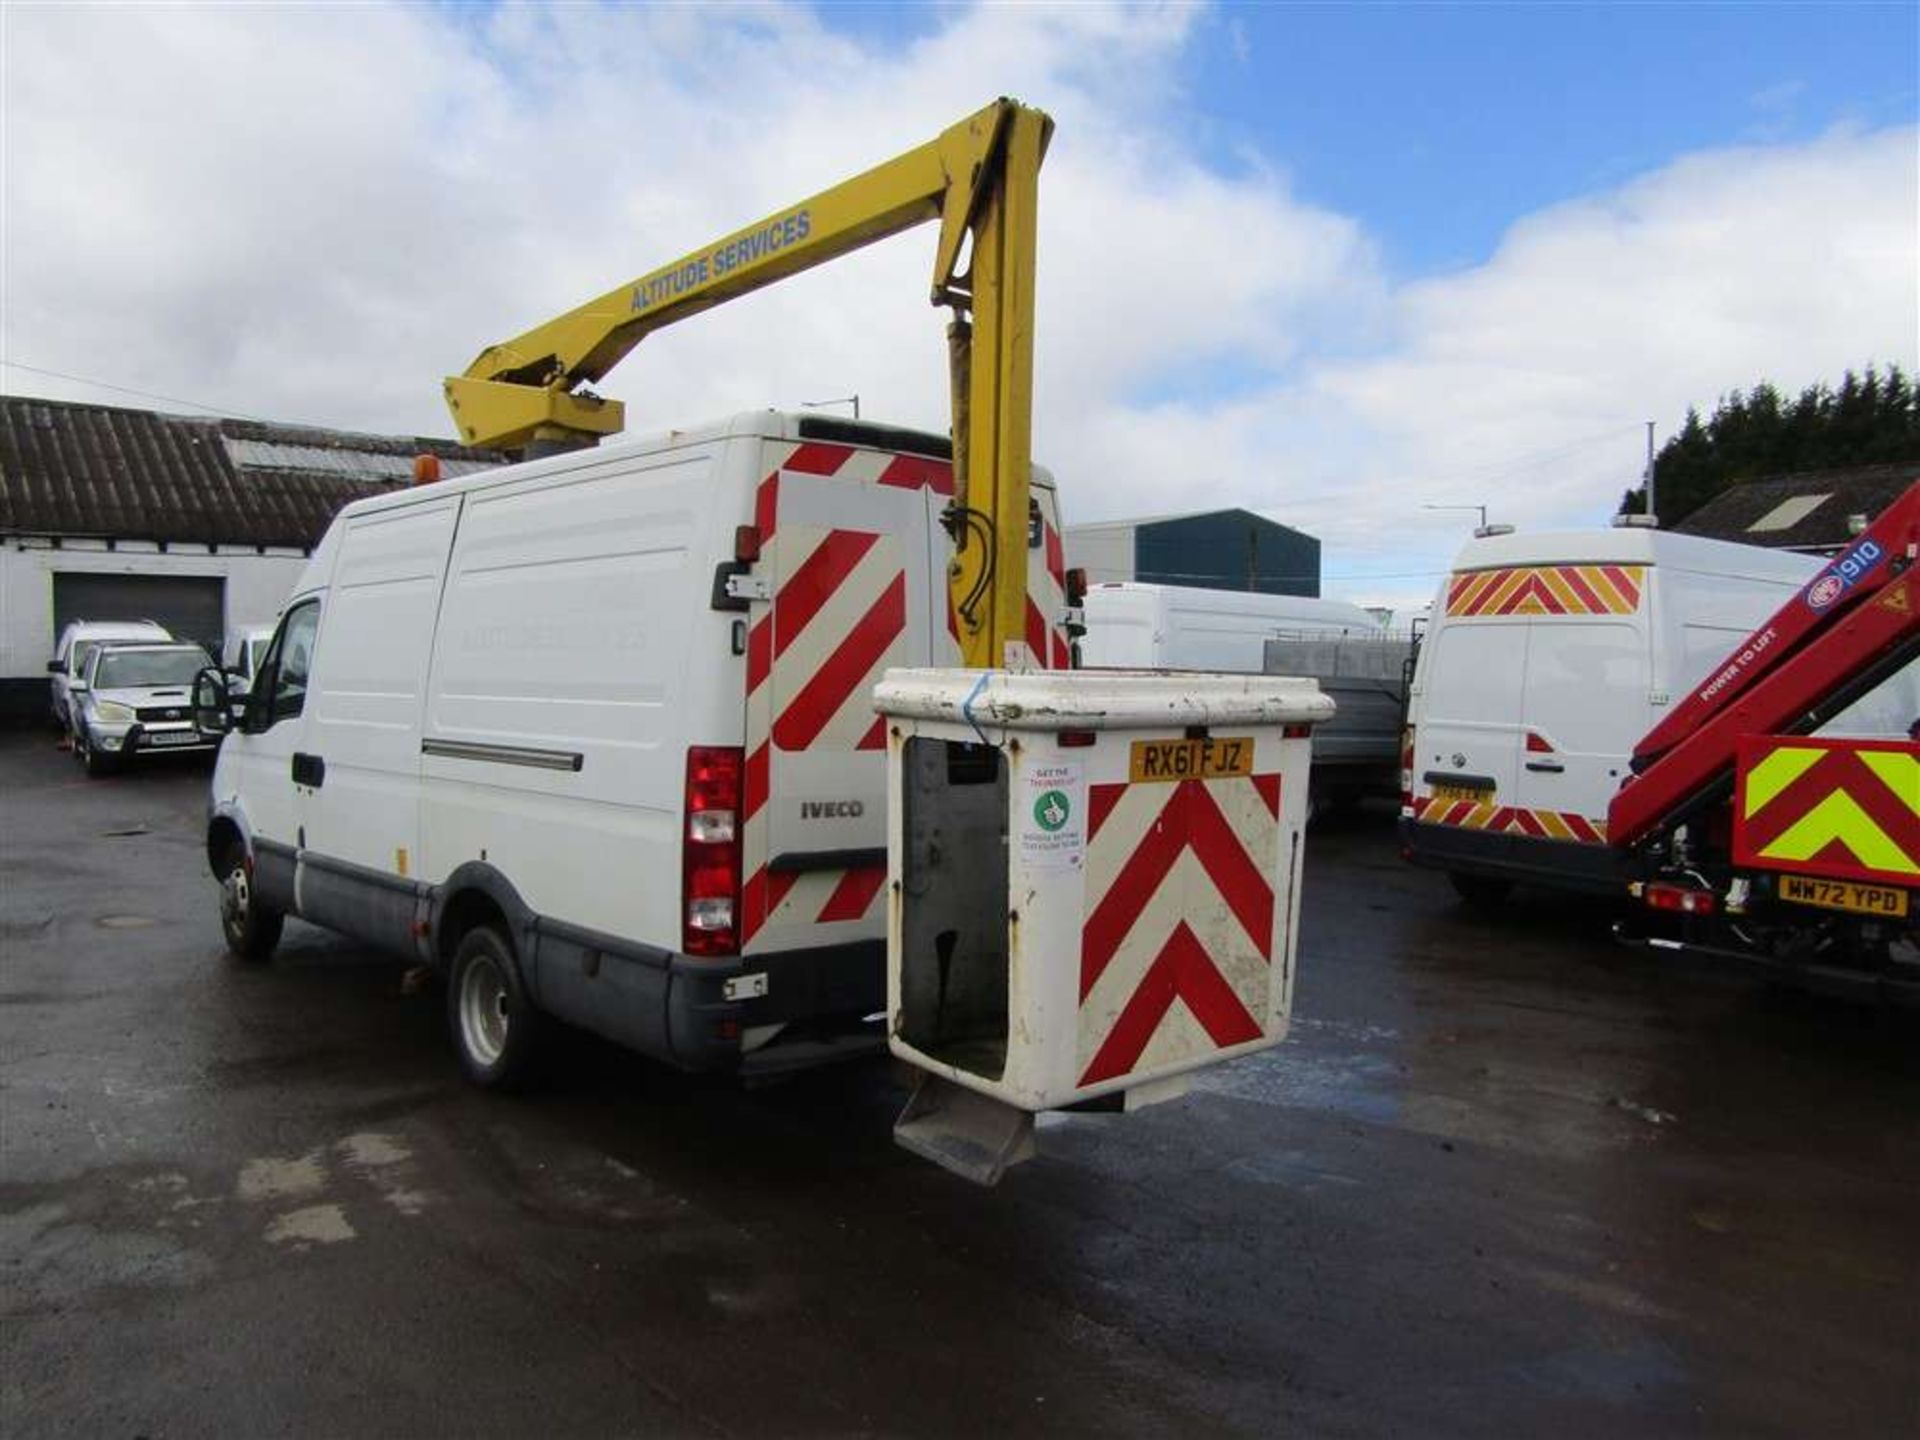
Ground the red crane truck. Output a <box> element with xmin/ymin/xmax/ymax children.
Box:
<box><xmin>1609</xmin><ymin>481</ymin><xmax>1920</xmax><ymax>999</ymax></box>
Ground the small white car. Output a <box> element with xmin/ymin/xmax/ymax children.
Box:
<box><xmin>48</xmin><ymin>619</ymin><xmax>171</xmax><ymax>735</ymax></box>
<box><xmin>72</xmin><ymin>641</ymin><xmax>217</xmax><ymax>776</ymax></box>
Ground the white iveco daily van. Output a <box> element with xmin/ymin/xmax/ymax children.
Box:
<box><xmin>200</xmin><ymin>412</ymin><xmax>1071</xmax><ymax>1086</ymax></box>
<box><xmin>1401</xmin><ymin>527</ymin><xmax>1820</xmax><ymax>903</ymax></box>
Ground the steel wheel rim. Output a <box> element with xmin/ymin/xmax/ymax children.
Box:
<box><xmin>460</xmin><ymin>953</ymin><xmax>510</xmax><ymax>1066</ymax></box>
<box><xmin>221</xmin><ymin>865</ymin><xmax>250</xmax><ymax>934</ymax></box>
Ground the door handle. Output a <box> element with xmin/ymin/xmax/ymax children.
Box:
<box><xmin>1525</xmin><ymin>759</ymin><xmax>1565</xmax><ymax>773</ymax></box>
<box><xmin>292</xmin><ymin>752</ymin><xmax>326</xmax><ymax>788</ymax></box>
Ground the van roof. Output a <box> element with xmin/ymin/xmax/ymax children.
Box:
<box><xmin>332</xmin><ymin>410</ymin><xmax>1050</xmax><ymax>526</ymax></box>
<box><xmin>1451</xmin><ymin>527</ymin><xmax>1819</xmax><ymax>583</ymax></box>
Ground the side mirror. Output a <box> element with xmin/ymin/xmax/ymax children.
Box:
<box><xmin>46</xmin><ymin>659</ymin><xmax>62</xmax><ymax>675</ymax></box>
<box><xmin>192</xmin><ymin>668</ymin><xmax>233</xmax><ymax>737</ymax></box>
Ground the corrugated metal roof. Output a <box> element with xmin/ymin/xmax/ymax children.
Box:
<box><xmin>1672</xmin><ymin>464</ymin><xmax>1919</xmax><ymax>551</ymax></box>
<box><xmin>0</xmin><ymin>394</ymin><xmax>504</xmax><ymax>547</ymax></box>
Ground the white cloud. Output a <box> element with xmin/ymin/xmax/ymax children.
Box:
<box><xmin>3</xmin><ymin>3</ymin><xmax>1913</xmax><ymax>611</ymax></box>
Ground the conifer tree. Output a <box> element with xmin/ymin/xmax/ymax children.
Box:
<box><xmin>1620</xmin><ymin>364</ymin><xmax>1920</xmax><ymax>521</ymax></box>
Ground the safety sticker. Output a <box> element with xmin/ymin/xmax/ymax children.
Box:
<box><xmin>1020</xmin><ymin>761</ymin><xmax>1086</xmax><ymax>870</ymax></box>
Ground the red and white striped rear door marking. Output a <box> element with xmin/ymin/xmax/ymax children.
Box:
<box><xmin>741</xmin><ymin>443</ymin><xmax>944</xmax><ymax>953</ymax></box>
<box><xmin>1077</xmin><ymin>771</ymin><xmax>1281</xmax><ymax>1086</ymax></box>
<box><xmin>1024</xmin><ymin>493</ymin><xmax>1070</xmax><ymax>672</ymax></box>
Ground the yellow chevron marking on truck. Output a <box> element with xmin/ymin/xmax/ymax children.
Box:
<box><xmin>1759</xmin><ymin>791</ymin><xmax>1920</xmax><ymax>876</ymax></box>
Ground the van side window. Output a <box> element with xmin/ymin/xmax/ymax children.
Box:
<box><xmin>260</xmin><ymin>601</ymin><xmax>321</xmax><ymax>727</ymax></box>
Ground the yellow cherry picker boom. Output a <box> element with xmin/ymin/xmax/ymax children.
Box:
<box><xmin>444</xmin><ymin>97</ymin><xmax>1049</xmax><ymax>673</ymax></box>
<box><xmin>441</xmin><ymin>100</ymin><xmax>1331</xmax><ymax>1183</ymax></box>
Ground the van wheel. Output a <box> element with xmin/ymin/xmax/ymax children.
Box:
<box><xmin>449</xmin><ymin>926</ymin><xmax>543</xmax><ymax>1091</ymax></box>
<box><xmin>1449</xmin><ymin>873</ymin><xmax>1514</xmax><ymax>910</ymax></box>
<box><xmin>219</xmin><ymin>848</ymin><xmax>284</xmax><ymax>962</ymax></box>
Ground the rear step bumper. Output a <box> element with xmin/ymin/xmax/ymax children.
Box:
<box><xmin>1613</xmin><ymin>921</ymin><xmax>1920</xmax><ymax>1006</ymax></box>
<box><xmin>1399</xmin><ymin>816</ymin><xmax>1623</xmax><ymax>895</ymax></box>
<box><xmin>665</xmin><ymin>939</ymin><xmax>886</xmax><ymax>1074</ymax></box>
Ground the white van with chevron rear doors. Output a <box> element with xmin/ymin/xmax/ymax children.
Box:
<box><xmin>197</xmin><ymin>412</ymin><xmax>1072</xmax><ymax>1086</ymax></box>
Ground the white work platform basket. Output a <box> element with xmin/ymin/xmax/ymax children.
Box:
<box><xmin>874</xmin><ymin>668</ymin><xmax>1332</xmax><ymax>1181</ymax></box>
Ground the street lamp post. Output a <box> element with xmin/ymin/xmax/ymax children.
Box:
<box><xmin>1423</xmin><ymin>502</ymin><xmax>1489</xmax><ymax>531</ymax></box>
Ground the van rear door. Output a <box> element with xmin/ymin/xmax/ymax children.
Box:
<box><xmin>1411</xmin><ymin>618</ymin><xmax>1527</xmax><ymax>820</ymax></box>
<box><xmin>739</xmin><ymin>442</ymin><xmax>950</xmax><ymax>955</ymax></box>
<box><xmin>1512</xmin><ymin>618</ymin><xmax>1649</xmax><ymax>839</ymax></box>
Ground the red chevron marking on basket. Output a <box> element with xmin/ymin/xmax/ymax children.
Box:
<box><xmin>774</xmin><ymin>530</ymin><xmax>880</xmax><ymax>660</ymax></box>
<box><xmin>771</xmin><ymin>574</ymin><xmax>905</xmax><ymax>752</ymax></box>
<box><xmin>1080</xmin><ymin>778</ymin><xmax>1276</xmax><ymax>1000</ymax></box>
<box><xmin>817</xmin><ymin>864</ymin><xmax>887</xmax><ymax>924</ymax></box>
<box><xmin>877</xmin><ymin>454</ymin><xmax>954</xmax><ymax>495</ymax></box>
<box><xmin>1079</xmin><ymin>922</ymin><xmax>1264</xmax><ymax>1087</ymax></box>
<box><xmin>1051</xmin><ymin>633</ymin><xmax>1070</xmax><ymax>669</ymax></box>
<box><xmin>1087</xmin><ymin>783</ymin><xmax>1125</xmax><ymax>842</ymax></box>
<box><xmin>1253</xmin><ymin>772</ymin><xmax>1280</xmax><ymax>817</ymax></box>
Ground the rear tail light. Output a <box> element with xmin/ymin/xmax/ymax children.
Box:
<box><xmin>1400</xmin><ymin>725</ymin><xmax>1415</xmax><ymax>802</ymax></box>
<box><xmin>683</xmin><ymin>745</ymin><xmax>744</xmax><ymax>956</ymax></box>
<box><xmin>1645</xmin><ymin>881</ymin><xmax>1716</xmax><ymax>915</ymax></box>
<box><xmin>1064</xmin><ymin>567</ymin><xmax>1088</xmax><ymax>606</ymax></box>
<box><xmin>1525</xmin><ymin>730</ymin><xmax>1555</xmax><ymax>754</ymax></box>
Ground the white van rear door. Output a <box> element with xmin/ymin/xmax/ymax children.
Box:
<box><xmin>1412</xmin><ymin>619</ymin><xmax>1526</xmax><ymax>817</ymax></box>
<box><xmin>1513</xmin><ymin>619</ymin><xmax>1649</xmax><ymax>839</ymax></box>
<box><xmin>740</xmin><ymin>443</ymin><xmax>948</xmax><ymax>955</ymax></box>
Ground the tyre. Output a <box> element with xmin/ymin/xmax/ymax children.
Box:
<box><xmin>218</xmin><ymin>846</ymin><xmax>284</xmax><ymax>962</ymax></box>
<box><xmin>78</xmin><ymin>732</ymin><xmax>116</xmax><ymax>778</ymax></box>
<box><xmin>1448</xmin><ymin>872</ymin><xmax>1514</xmax><ymax>910</ymax></box>
<box><xmin>448</xmin><ymin>925</ymin><xmax>543</xmax><ymax>1091</ymax></box>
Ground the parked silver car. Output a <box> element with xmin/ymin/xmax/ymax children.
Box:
<box><xmin>71</xmin><ymin>642</ymin><xmax>217</xmax><ymax>776</ymax></box>
<box><xmin>47</xmin><ymin>619</ymin><xmax>171</xmax><ymax>735</ymax></box>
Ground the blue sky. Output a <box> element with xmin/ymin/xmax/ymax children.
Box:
<box><xmin>830</xmin><ymin>1</ymin><xmax>1918</xmax><ymax>277</ymax></box>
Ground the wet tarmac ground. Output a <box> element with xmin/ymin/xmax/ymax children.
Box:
<box><xmin>2</xmin><ymin>731</ymin><xmax>1916</xmax><ymax>1438</ymax></box>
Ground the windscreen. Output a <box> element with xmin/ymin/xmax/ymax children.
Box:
<box><xmin>94</xmin><ymin>649</ymin><xmax>208</xmax><ymax>689</ymax></box>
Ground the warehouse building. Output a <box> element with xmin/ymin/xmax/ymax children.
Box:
<box><xmin>1066</xmin><ymin>508</ymin><xmax>1321</xmax><ymax>597</ymax></box>
<box><xmin>0</xmin><ymin>394</ymin><xmax>499</xmax><ymax>724</ymax></box>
